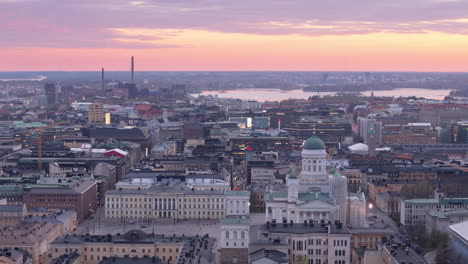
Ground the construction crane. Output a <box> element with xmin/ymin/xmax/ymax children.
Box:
<box><xmin>434</xmin><ymin>159</ymin><xmax>468</xmax><ymax>173</ymax></box>
<box><xmin>443</xmin><ymin>161</ymin><xmax>468</xmax><ymax>173</ymax></box>
<box><xmin>30</xmin><ymin>121</ymin><xmax>67</xmax><ymax>170</ymax></box>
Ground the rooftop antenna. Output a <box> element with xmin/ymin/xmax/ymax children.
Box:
<box><xmin>101</xmin><ymin>67</ymin><xmax>105</xmax><ymax>91</ymax></box>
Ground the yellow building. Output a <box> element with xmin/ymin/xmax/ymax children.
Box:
<box><xmin>0</xmin><ymin>222</ymin><xmax>63</xmax><ymax>264</ymax></box>
<box><xmin>51</xmin><ymin>230</ymin><xmax>216</xmax><ymax>264</ymax></box>
<box><xmin>105</xmin><ymin>186</ymin><xmax>226</xmax><ymax>220</ymax></box>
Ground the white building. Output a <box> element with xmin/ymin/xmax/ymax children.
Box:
<box><xmin>225</xmin><ymin>190</ymin><xmax>250</xmax><ymax>216</ymax></box>
<box><xmin>220</xmin><ymin>190</ymin><xmax>251</xmax><ymax>263</ymax></box>
<box><xmin>220</xmin><ymin>217</ymin><xmax>250</xmax><ymax>249</ymax></box>
<box><xmin>401</xmin><ymin>197</ymin><xmax>468</xmax><ymax>227</ymax></box>
<box><xmin>251</xmin><ymin>167</ymin><xmax>277</xmax><ymax>184</ymax></box>
<box><xmin>265</xmin><ymin>136</ymin><xmax>367</xmax><ymax>227</ymax></box>
<box><xmin>186</xmin><ymin>178</ymin><xmax>230</xmax><ymax>192</ymax></box>
<box><xmin>49</xmin><ymin>162</ymin><xmax>87</xmax><ymax>178</ymax></box>
<box><xmin>251</xmin><ymin>221</ymin><xmax>351</xmax><ymax>264</ymax></box>
<box><xmin>448</xmin><ymin>220</ymin><xmax>468</xmax><ymax>262</ymax></box>
<box><xmin>220</xmin><ymin>217</ymin><xmax>250</xmax><ymax>264</ymax></box>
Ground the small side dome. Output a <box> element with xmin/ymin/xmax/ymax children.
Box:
<box><xmin>303</xmin><ymin>136</ymin><xmax>325</xmax><ymax>150</ymax></box>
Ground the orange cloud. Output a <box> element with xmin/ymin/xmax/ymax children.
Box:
<box><xmin>1</xmin><ymin>30</ymin><xmax>468</xmax><ymax>71</ymax></box>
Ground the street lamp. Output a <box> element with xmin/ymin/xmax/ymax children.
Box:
<box><xmin>368</xmin><ymin>203</ymin><xmax>373</xmax><ymax>209</ymax></box>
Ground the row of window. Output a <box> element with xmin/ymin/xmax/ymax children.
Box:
<box><xmin>228</xmin><ymin>200</ymin><xmax>248</xmax><ymax>208</ymax></box>
<box><xmin>107</xmin><ymin>203</ymin><xmax>225</xmax><ymax>210</ymax></box>
<box><xmin>225</xmin><ymin>230</ymin><xmax>246</xmax><ymax>240</ymax></box>
<box><xmin>333</xmin><ymin>240</ymin><xmax>348</xmax><ymax>246</ymax></box>
<box><xmin>77</xmin><ymin>247</ymin><xmax>179</xmax><ymax>254</ymax></box>
<box><xmin>107</xmin><ymin>197</ymin><xmax>224</xmax><ymax>203</ymax></box>
<box><xmin>292</xmin><ymin>238</ymin><xmax>348</xmax><ymax>250</ymax></box>
<box><xmin>106</xmin><ymin>210</ymin><xmax>224</xmax><ymax>217</ymax></box>
<box><xmin>82</xmin><ymin>255</ymin><xmax>173</xmax><ymax>263</ymax></box>
<box><xmin>225</xmin><ymin>241</ymin><xmax>245</xmax><ymax>247</ymax></box>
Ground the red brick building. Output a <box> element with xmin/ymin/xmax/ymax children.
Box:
<box><xmin>22</xmin><ymin>179</ymin><xmax>97</xmax><ymax>222</ymax></box>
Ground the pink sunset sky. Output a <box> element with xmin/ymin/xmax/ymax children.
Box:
<box><xmin>1</xmin><ymin>0</ymin><xmax>468</xmax><ymax>71</ymax></box>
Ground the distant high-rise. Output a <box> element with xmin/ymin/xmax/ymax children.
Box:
<box><xmin>364</xmin><ymin>72</ymin><xmax>372</xmax><ymax>83</ymax></box>
<box><xmin>44</xmin><ymin>83</ymin><xmax>58</xmax><ymax>106</ymax></box>
<box><xmin>131</xmin><ymin>56</ymin><xmax>134</xmax><ymax>83</ymax></box>
<box><xmin>88</xmin><ymin>102</ymin><xmax>105</xmax><ymax>125</ymax></box>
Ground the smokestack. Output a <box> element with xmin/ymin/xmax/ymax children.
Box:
<box><xmin>101</xmin><ymin>67</ymin><xmax>105</xmax><ymax>91</ymax></box>
<box><xmin>131</xmin><ymin>56</ymin><xmax>134</xmax><ymax>83</ymax></box>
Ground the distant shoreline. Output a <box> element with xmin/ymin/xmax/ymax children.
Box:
<box><xmin>0</xmin><ymin>75</ymin><xmax>47</xmax><ymax>82</ymax></box>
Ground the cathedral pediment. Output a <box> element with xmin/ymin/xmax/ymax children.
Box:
<box><xmin>297</xmin><ymin>199</ymin><xmax>336</xmax><ymax>209</ymax></box>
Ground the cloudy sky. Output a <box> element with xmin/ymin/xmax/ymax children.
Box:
<box><xmin>1</xmin><ymin>0</ymin><xmax>468</xmax><ymax>71</ymax></box>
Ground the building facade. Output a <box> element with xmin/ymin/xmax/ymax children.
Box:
<box><xmin>252</xmin><ymin>222</ymin><xmax>352</xmax><ymax>264</ymax></box>
<box><xmin>88</xmin><ymin>102</ymin><xmax>105</xmax><ymax>125</ymax></box>
<box><xmin>22</xmin><ymin>179</ymin><xmax>97</xmax><ymax>222</ymax></box>
<box><xmin>105</xmin><ymin>186</ymin><xmax>226</xmax><ymax>220</ymax></box>
<box><xmin>401</xmin><ymin>197</ymin><xmax>468</xmax><ymax>227</ymax></box>
<box><xmin>265</xmin><ymin>136</ymin><xmax>367</xmax><ymax>227</ymax></box>
<box><xmin>51</xmin><ymin>230</ymin><xmax>216</xmax><ymax>264</ymax></box>
<box><xmin>220</xmin><ymin>217</ymin><xmax>250</xmax><ymax>264</ymax></box>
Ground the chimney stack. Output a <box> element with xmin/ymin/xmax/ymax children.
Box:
<box><xmin>101</xmin><ymin>67</ymin><xmax>105</xmax><ymax>91</ymax></box>
<box><xmin>131</xmin><ymin>56</ymin><xmax>134</xmax><ymax>83</ymax></box>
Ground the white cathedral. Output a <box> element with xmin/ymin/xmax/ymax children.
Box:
<box><xmin>265</xmin><ymin>136</ymin><xmax>367</xmax><ymax>227</ymax></box>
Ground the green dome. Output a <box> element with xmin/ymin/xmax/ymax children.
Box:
<box><xmin>303</xmin><ymin>136</ymin><xmax>325</xmax><ymax>150</ymax></box>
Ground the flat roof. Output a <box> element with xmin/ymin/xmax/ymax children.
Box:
<box><xmin>449</xmin><ymin>221</ymin><xmax>468</xmax><ymax>243</ymax></box>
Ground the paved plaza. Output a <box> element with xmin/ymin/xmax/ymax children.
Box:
<box><xmin>76</xmin><ymin>208</ymin><xmax>266</xmax><ymax>251</ymax></box>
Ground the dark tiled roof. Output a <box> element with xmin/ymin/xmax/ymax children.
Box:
<box><xmin>89</xmin><ymin>128</ymin><xmax>147</xmax><ymax>139</ymax></box>
<box><xmin>260</xmin><ymin>222</ymin><xmax>350</xmax><ymax>235</ymax></box>
<box><xmin>99</xmin><ymin>257</ymin><xmax>162</xmax><ymax>264</ymax></box>
<box><xmin>250</xmin><ymin>249</ymin><xmax>288</xmax><ymax>263</ymax></box>
<box><xmin>0</xmin><ymin>204</ymin><xmax>24</xmax><ymax>212</ymax></box>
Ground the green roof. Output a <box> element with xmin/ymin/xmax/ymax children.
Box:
<box><xmin>96</xmin><ymin>141</ymin><xmax>138</xmax><ymax>149</ymax></box>
<box><xmin>24</xmin><ymin>184</ymin><xmax>70</xmax><ymax>189</ymax></box>
<box><xmin>19</xmin><ymin>158</ymin><xmax>57</xmax><ymax>164</ymax></box>
<box><xmin>266</xmin><ymin>189</ymin><xmax>288</xmax><ymax>201</ymax></box>
<box><xmin>220</xmin><ymin>217</ymin><xmax>250</xmax><ymax>225</ymax></box>
<box><xmin>267</xmin><ymin>189</ymin><xmax>332</xmax><ymax>203</ymax></box>
<box><xmin>288</xmin><ymin>172</ymin><xmax>298</xmax><ymax>179</ymax></box>
<box><xmin>333</xmin><ymin>172</ymin><xmax>342</xmax><ymax>178</ymax></box>
<box><xmin>13</xmin><ymin>121</ymin><xmax>46</xmax><ymax>129</ymax></box>
<box><xmin>174</xmin><ymin>108</ymin><xmax>195</xmax><ymax>112</ymax></box>
<box><xmin>298</xmin><ymin>192</ymin><xmax>332</xmax><ymax>202</ymax></box>
<box><xmin>225</xmin><ymin>190</ymin><xmax>250</xmax><ymax>196</ymax></box>
<box><xmin>427</xmin><ymin>210</ymin><xmax>468</xmax><ymax>219</ymax></box>
<box><xmin>405</xmin><ymin>198</ymin><xmax>468</xmax><ymax>205</ymax></box>
<box><xmin>405</xmin><ymin>199</ymin><xmax>438</xmax><ymax>204</ymax></box>
<box><xmin>303</xmin><ymin>136</ymin><xmax>325</xmax><ymax>150</ymax></box>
